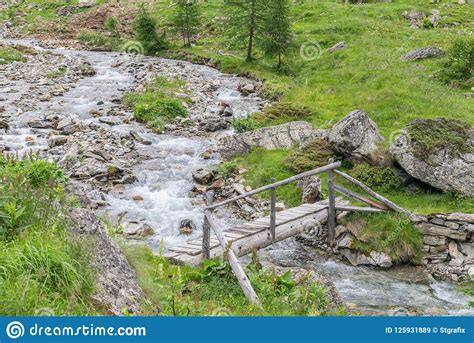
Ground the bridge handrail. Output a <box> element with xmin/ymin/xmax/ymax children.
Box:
<box><xmin>204</xmin><ymin>161</ymin><xmax>342</xmax><ymax>211</ymax></box>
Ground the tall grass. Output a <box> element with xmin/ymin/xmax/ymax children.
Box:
<box><xmin>0</xmin><ymin>155</ymin><xmax>96</xmax><ymax>315</ymax></box>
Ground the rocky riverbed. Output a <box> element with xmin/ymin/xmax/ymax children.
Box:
<box><xmin>0</xmin><ymin>38</ymin><xmax>472</xmax><ymax>316</ymax></box>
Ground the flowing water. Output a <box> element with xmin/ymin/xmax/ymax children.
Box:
<box><xmin>1</xmin><ymin>39</ymin><xmax>472</xmax><ymax>316</ymax></box>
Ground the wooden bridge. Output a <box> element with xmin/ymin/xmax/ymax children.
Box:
<box><xmin>165</xmin><ymin>159</ymin><xmax>409</xmax><ymax>306</ymax></box>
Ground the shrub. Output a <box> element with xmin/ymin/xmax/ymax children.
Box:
<box><xmin>232</xmin><ymin>117</ymin><xmax>258</xmax><ymax>133</ymax></box>
<box><xmin>105</xmin><ymin>16</ymin><xmax>120</xmax><ymax>37</ymax></box>
<box><xmin>133</xmin><ymin>4</ymin><xmax>167</xmax><ymax>55</ymax></box>
<box><xmin>216</xmin><ymin>161</ymin><xmax>238</xmax><ymax>180</ymax></box>
<box><xmin>350</xmin><ymin>163</ymin><xmax>402</xmax><ymax>192</ymax></box>
<box><xmin>253</xmin><ymin>103</ymin><xmax>313</xmax><ymax>125</ymax></box>
<box><xmin>344</xmin><ymin>212</ymin><xmax>423</xmax><ymax>264</ymax></box>
<box><xmin>438</xmin><ymin>38</ymin><xmax>474</xmax><ymax>88</ymax></box>
<box><xmin>283</xmin><ymin>139</ymin><xmax>333</xmax><ymax>174</ymax></box>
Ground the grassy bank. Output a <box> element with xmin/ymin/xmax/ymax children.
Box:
<box><xmin>0</xmin><ymin>156</ymin><xmax>97</xmax><ymax>315</ymax></box>
<box><xmin>122</xmin><ymin>243</ymin><xmax>346</xmax><ymax>316</ymax></box>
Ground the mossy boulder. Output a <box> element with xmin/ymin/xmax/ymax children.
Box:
<box><xmin>390</xmin><ymin>118</ymin><xmax>474</xmax><ymax>196</ymax></box>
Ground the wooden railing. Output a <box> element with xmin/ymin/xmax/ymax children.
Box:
<box><xmin>201</xmin><ymin>159</ymin><xmax>409</xmax><ymax>306</ymax></box>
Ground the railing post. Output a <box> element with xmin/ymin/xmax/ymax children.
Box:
<box><xmin>270</xmin><ymin>177</ymin><xmax>276</xmax><ymax>243</ymax></box>
<box><xmin>327</xmin><ymin>158</ymin><xmax>336</xmax><ymax>246</ymax></box>
<box><xmin>202</xmin><ymin>193</ymin><xmax>212</xmax><ymax>260</ymax></box>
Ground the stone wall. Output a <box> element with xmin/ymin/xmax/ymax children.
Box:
<box><xmin>413</xmin><ymin>212</ymin><xmax>473</xmax><ymax>281</ymax></box>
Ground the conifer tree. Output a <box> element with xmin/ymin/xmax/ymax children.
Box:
<box><xmin>223</xmin><ymin>0</ymin><xmax>264</xmax><ymax>62</ymax></box>
<box><xmin>173</xmin><ymin>0</ymin><xmax>200</xmax><ymax>47</ymax></box>
<box><xmin>260</xmin><ymin>0</ymin><xmax>292</xmax><ymax>69</ymax></box>
<box><xmin>133</xmin><ymin>4</ymin><xmax>167</xmax><ymax>55</ymax></box>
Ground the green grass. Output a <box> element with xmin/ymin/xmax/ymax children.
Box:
<box><xmin>0</xmin><ymin>46</ymin><xmax>26</xmax><ymax>64</ymax></box>
<box><xmin>342</xmin><ymin>212</ymin><xmax>423</xmax><ymax>264</ymax></box>
<box><xmin>122</xmin><ymin>243</ymin><xmax>347</xmax><ymax>316</ymax></box>
<box><xmin>123</xmin><ymin>76</ymin><xmax>189</xmax><ymax>133</ymax></box>
<box><xmin>156</xmin><ymin>0</ymin><xmax>474</xmax><ymax>138</ymax></box>
<box><xmin>0</xmin><ymin>155</ymin><xmax>96</xmax><ymax>315</ymax></box>
<box><xmin>230</xmin><ymin>147</ymin><xmax>474</xmax><ymax>214</ymax></box>
<box><xmin>458</xmin><ymin>281</ymin><xmax>474</xmax><ymax>297</ymax></box>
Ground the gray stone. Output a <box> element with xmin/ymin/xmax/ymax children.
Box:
<box><xmin>297</xmin><ymin>176</ymin><xmax>321</xmax><ymax>204</ymax></box>
<box><xmin>416</xmin><ymin>223</ymin><xmax>467</xmax><ymax>241</ymax></box>
<box><xmin>423</xmin><ymin>235</ymin><xmax>446</xmax><ymax>246</ymax></box>
<box><xmin>329</xmin><ymin>110</ymin><xmax>383</xmax><ymax>163</ymax></box>
<box><xmin>448</xmin><ymin>241</ymin><xmax>464</xmax><ymax>267</ymax></box>
<box><xmin>390</xmin><ymin>121</ymin><xmax>474</xmax><ymax>196</ymax></box>
<box><xmin>200</xmin><ymin>117</ymin><xmax>230</xmax><ymax>132</ymax></box>
<box><xmin>71</xmin><ymin>209</ymin><xmax>142</xmax><ymax>315</ymax></box>
<box><xmin>179</xmin><ymin>219</ymin><xmax>196</xmax><ymax>235</ymax></box>
<box><xmin>370</xmin><ymin>251</ymin><xmax>393</xmax><ymax>268</ymax></box>
<box><xmin>336</xmin><ymin>232</ymin><xmax>353</xmax><ymax>249</ymax></box>
<box><xmin>218</xmin><ymin>121</ymin><xmax>327</xmax><ymax>159</ymax></box>
<box><xmin>123</xmin><ymin>222</ymin><xmax>155</xmax><ymax>239</ymax></box>
<box><xmin>328</xmin><ymin>41</ymin><xmax>348</xmax><ymax>53</ymax></box>
<box><xmin>401</xmin><ymin>47</ymin><xmax>444</xmax><ymax>61</ymax></box>
<box><xmin>447</xmin><ymin>213</ymin><xmax>474</xmax><ymax>223</ymax></box>
<box><xmin>192</xmin><ymin>167</ymin><xmax>214</xmax><ymax>184</ymax></box>
<box><xmin>47</xmin><ymin>135</ymin><xmax>68</xmax><ymax>147</ymax></box>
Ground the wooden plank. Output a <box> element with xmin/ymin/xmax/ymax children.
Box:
<box><xmin>334</xmin><ymin>170</ymin><xmax>410</xmax><ymax>214</ymax></box>
<box><xmin>327</xmin><ymin>158</ymin><xmax>336</xmax><ymax>245</ymax></box>
<box><xmin>335</xmin><ymin>205</ymin><xmax>386</xmax><ymax>213</ymax></box>
<box><xmin>270</xmin><ymin>177</ymin><xmax>276</xmax><ymax>242</ymax></box>
<box><xmin>334</xmin><ymin>185</ymin><xmax>388</xmax><ymax>210</ymax></box>
<box><xmin>205</xmin><ymin>210</ymin><xmax>262</xmax><ymax>307</ymax></box>
<box><xmin>206</xmin><ymin>162</ymin><xmax>341</xmax><ymax>210</ymax></box>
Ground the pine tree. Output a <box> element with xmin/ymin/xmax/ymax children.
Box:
<box><xmin>223</xmin><ymin>0</ymin><xmax>265</xmax><ymax>63</ymax></box>
<box><xmin>133</xmin><ymin>4</ymin><xmax>167</xmax><ymax>55</ymax></box>
<box><xmin>260</xmin><ymin>0</ymin><xmax>292</xmax><ymax>69</ymax></box>
<box><xmin>173</xmin><ymin>0</ymin><xmax>200</xmax><ymax>47</ymax></box>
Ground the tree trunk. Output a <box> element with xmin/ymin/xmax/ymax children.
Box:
<box><xmin>246</xmin><ymin>0</ymin><xmax>256</xmax><ymax>63</ymax></box>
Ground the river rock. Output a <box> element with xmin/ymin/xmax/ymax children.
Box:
<box><xmin>218</xmin><ymin>121</ymin><xmax>327</xmax><ymax>159</ymax></box>
<box><xmin>179</xmin><ymin>219</ymin><xmax>196</xmax><ymax>235</ymax></box>
<box><xmin>240</xmin><ymin>83</ymin><xmax>255</xmax><ymax>95</ymax></box>
<box><xmin>130</xmin><ymin>130</ymin><xmax>152</xmax><ymax>145</ymax></box>
<box><xmin>401</xmin><ymin>47</ymin><xmax>444</xmax><ymax>61</ymax></box>
<box><xmin>192</xmin><ymin>167</ymin><xmax>214</xmax><ymax>184</ymax></box>
<box><xmin>47</xmin><ymin>135</ymin><xmax>68</xmax><ymax>147</ymax></box>
<box><xmin>124</xmin><ymin>222</ymin><xmax>155</xmax><ymax>239</ymax></box>
<box><xmin>297</xmin><ymin>176</ymin><xmax>321</xmax><ymax>204</ymax></box>
<box><xmin>200</xmin><ymin>117</ymin><xmax>231</xmax><ymax>132</ymax></box>
<box><xmin>448</xmin><ymin>241</ymin><xmax>465</xmax><ymax>267</ymax></box>
<box><xmin>336</xmin><ymin>232</ymin><xmax>354</xmax><ymax>249</ymax></box>
<box><xmin>390</xmin><ymin>120</ymin><xmax>474</xmax><ymax>196</ymax></box>
<box><xmin>370</xmin><ymin>251</ymin><xmax>393</xmax><ymax>268</ymax></box>
<box><xmin>329</xmin><ymin>110</ymin><xmax>383</xmax><ymax>163</ymax></box>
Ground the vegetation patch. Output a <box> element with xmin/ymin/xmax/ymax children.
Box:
<box><xmin>0</xmin><ymin>46</ymin><xmax>26</xmax><ymax>64</ymax></box>
<box><xmin>283</xmin><ymin>138</ymin><xmax>333</xmax><ymax>174</ymax></box>
<box><xmin>0</xmin><ymin>155</ymin><xmax>95</xmax><ymax>315</ymax></box>
<box><xmin>232</xmin><ymin>148</ymin><xmax>302</xmax><ymax>207</ymax></box>
<box><xmin>123</xmin><ymin>76</ymin><xmax>189</xmax><ymax>133</ymax></box>
<box><xmin>343</xmin><ymin>212</ymin><xmax>423</xmax><ymax>265</ymax></box>
<box><xmin>252</xmin><ymin>103</ymin><xmax>313</xmax><ymax>127</ymax></box>
<box><xmin>437</xmin><ymin>37</ymin><xmax>474</xmax><ymax>89</ymax></box>
<box><xmin>458</xmin><ymin>281</ymin><xmax>474</xmax><ymax>297</ymax></box>
<box><xmin>122</xmin><ymin>244</ymin><xmax>346</xmax><ymax>316</ymax></box>
<box><xmin>407</xmin><ymin>118</ymin><xmax>473</xmax><ymax>159</ymax></box>
<box><xmin>350</xmin><ymin>163</ymin><xmax>402</xmax><ymax>193</ymax></box>
<box><xmin>216</xmin><ymin>161</ymin><xmax>238</xmax><ymax>180</ymax></box>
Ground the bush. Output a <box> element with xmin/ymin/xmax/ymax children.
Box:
<box><xmin>232</xmin><ymin>117</ymin><xmax>258</xmax><ymax>133</ymax></box>
<box><xmin>350</xmin><ymin>163</ymin><xmax>402</xmax><ymax>192</ymax></box>
<box><xmin>344</xmin><ymin>212</ymin><xmax>423</xmax><ymax>264</ymax></box>
<box><xmin>216</xmin><ymin>161</ymin><xmax>238</xmax><ymax>180</ymax></box>
<box><xmin>133</xmin><ymin>4</ymin><xmax>167</xmax><ymax>55</ymax></box>
<box><xmin>438</xmin><ymin>38</ymin><xmax>474</xmax><ymax>88</ymax></box>
<box><xmin>105</xmin><ymin>16</ymin><xmax>119</xmax><ymax>37</ymax></box>
<box><xmin>284</xmin><ymin>139</ymin><xmax>333</xmax><ymax>174</ymax></box>
<box><xmin>0</xmin><ymin>46</ymin><xmax>26</xmax><ymax>64</ymax></box>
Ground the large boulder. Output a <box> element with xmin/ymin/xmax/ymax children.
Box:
<box><xmin>390</xmin><ymin>118</ymin><xmax>474</xmax><ymax>196</ymax></box>
<box><xmin>329</xmin><ymin>110</ymin><xmax>384</xmax><ymax>163</ymax></box>
<box><xmin>218</xmin><ymin>121</ymin><xmax>327</xmax><ymax>159</ymax></box>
